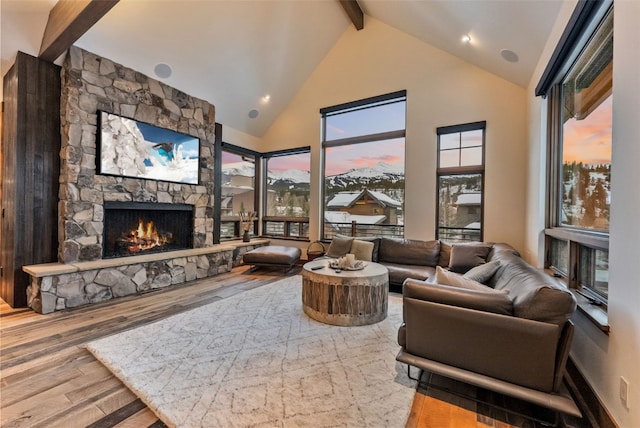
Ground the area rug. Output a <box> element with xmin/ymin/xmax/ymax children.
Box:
<box><xmin>85</xmin><ymin>276</ymin><xmax>416</xmax><ymax>427</ymax></box>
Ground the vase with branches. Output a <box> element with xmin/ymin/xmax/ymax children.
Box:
<box><xmin>239</xmin><ymin>210</ymin><xmax>256</xmax><ymax>242</ymax></box>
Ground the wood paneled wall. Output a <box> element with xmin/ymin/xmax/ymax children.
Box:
<box><xmin>1</xmin><ymin>52</ymin><xmax>61</xmax><ymax>307</ymax></box>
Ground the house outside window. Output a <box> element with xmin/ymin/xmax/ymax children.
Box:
<box><xmin>436</xmin><ymin>122</ymin><xmax>486</xmax><ymax>242</ymax></box>
<box><xmin>320</xmin><ymin>91</ymin><xmax>406</xmax><ymax>239</ymax></box>
<box><xmin>220</xmin><ymin>145</ymin><xmax>258</xmax><ymax>239</ymax></box>
<box><xmin>538</xmin><ymin>2</ymin><xmax>612</xmax><ymax>307</ymax></box>
<box><xmin>263</xmin><ymin>148</ymin><xmax>311</xmax><ymax>239</ymax></box>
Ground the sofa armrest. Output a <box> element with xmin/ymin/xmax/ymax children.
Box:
<box><xmin>403</xmin><ymin>278</ymin><xmax>513</xmax><ymax>316</ymax></box>
<box><xmin>402</xmin><ymin>297</ymin><xmax>563</xmax><ymax>392</ymax></box>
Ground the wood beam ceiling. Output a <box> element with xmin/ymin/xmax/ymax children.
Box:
<box><xmin>39</xmin><ymin>0</ymin><xmax>119</xmax><ymax>62</ymax></box>
<box><xmin>339</xmin><ymin>0</ymin><xmax>364</xmax><ymax>31</ymax></box>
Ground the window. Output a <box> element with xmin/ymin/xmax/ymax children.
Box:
<box><xmin>220</xmin><ymin>144</ymin><xmax>258</xmax><ymax>240</ymax></box>
<box><xmin>436</xmin><ymin>122</ymin><xmax>486</xmax><ymax>242</ymax></box>
<box><xmin>263</xmin><ymin>148</ymin><xmax>311</xmax><ymax>239</ymax></box>
<box><xmin>538</xmin><ymin>1</ymin><xmax>612</xmax><ymax>308</ymax></box>
<box><xmin>320</xmin><ymin>91</ymin><xmax>406</xmax><ymax>239</ymax></box>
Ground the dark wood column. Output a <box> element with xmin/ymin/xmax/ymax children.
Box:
<box><xmin>1</xmin><ymin>52</ymin><xmax>61</xmax><ymax>307</ymax></box>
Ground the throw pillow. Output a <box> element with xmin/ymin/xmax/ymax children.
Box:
<box><xmin>436</xmin><ymin>266</ymin><xmax>507</xmax><ymax>293</ymax></box>
<box><xmin>438</xmin><ymin>242</ymin><xmax>451</xmax><ymax>267</ymax></box>
<box><xmin>326</xmin><ymin>235</ymin><xmax>354</xmax><ymax>258</ymax></box>
<box><xmin>350</xmin><ymin>239</ymin><xmax>374</xmax><ymax>262</ymax></box>
<box><xmin>463</xmin><ymin>260</ymin><xmax>501</xmax><ymax>283</ymax></box>
<box><xmin>448</xmin><ymin>244</ymin><xmax>492</xmax><ymax>273</ymax></box>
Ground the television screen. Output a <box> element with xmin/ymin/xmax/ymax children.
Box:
<box><xmin>97</xmin><ymin>111</ymin><xmax>200</xmax><ymax>184</ymax></box>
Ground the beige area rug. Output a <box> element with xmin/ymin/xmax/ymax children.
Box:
<box><xmin>85</xmin><ymin>276</ymin><xmax>416</xmax><ymax>427</ymax></box>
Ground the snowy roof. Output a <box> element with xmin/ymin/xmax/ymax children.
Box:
<box><xmin>368</xmin><ymin>190</ymin><xmax>402</xmax><ymax>208</ymax></box>
<box><xmin>324</xmin><ymin>211</ymin><xmax>387</xmax><ymax>225</ymax></box>
<box><xmin>455</xmin><ymin>193</ymin><xmax>482</xmax><ymax>206</ymax></box>
<box><xmin>326</xmin><ymin>189</ymin><xmax>401</xmax><ymax>208</ymax></box>
<box><xmin>464</xmin><ymin>222</ymin><xmax>481</xmax><ymax>229</ymax></box>
<box><xmin>327</xmin><ymin>192</ymin><xmax>361</xmax><ymax>208</ymax></box>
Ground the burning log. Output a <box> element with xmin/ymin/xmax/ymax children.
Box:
<box><xmin>117</xmin><ymin>219</ymin><xmax>172</xmax><ymax>254</ymax></box>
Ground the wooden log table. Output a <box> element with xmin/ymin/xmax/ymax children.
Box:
<box><xmin>301</xmin><ymin>259</ymin><xmax>389</xmax><ymax>326</ymax></box>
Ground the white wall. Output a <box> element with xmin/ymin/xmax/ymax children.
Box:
<box><xmin>221</xmin><ymin>125</ymin><xmax>262</xmax><ymax>152</ymax></box>
<box><xmin>260</xmin><ymin>17</ymin><xmax>528</xmax><ymax>254</ymax></box>
<box><xmin>526</xmin><ymin>1</ymin><xmax>640</xmax><ymax>426</ymax></box>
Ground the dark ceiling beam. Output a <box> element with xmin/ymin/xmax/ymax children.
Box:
<box><xmin>339</xmin><ymin>0</ymin><xmax>364</xmax><ymax>31</ymax></box>
<box><xmin>39</xmin><ymin>0</ymin><xmax>119</xmax><ymax>62</ymax></box>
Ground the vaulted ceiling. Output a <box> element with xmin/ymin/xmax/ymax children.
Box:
<box><xmin>1</xmin><ymin>0</ymin><xmax>563</xmax><ymax>137</ymax></box>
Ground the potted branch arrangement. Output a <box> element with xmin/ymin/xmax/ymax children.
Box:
<box><xmin>239</xmin><ymin>210</ymin><xmax>256</xmax><ymax>242</ymax></box>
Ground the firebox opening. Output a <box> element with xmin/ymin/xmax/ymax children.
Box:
<box><xmin>103</xmin><ymin>202</ymin><xmax>194</xmax><ymax>258</ymax></box>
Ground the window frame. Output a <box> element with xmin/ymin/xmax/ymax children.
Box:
<box><xmin>262</xmin><ymin>146</ymin><xmax>311</xmax><ymax>241</ymax></box>
<box><xmin>536</xmin><ymin>0</ymin><xmax>612</xmax><ymax>331</ymax></box>
<box><xmin>320</xmin><ymin>91</ymin><xmax>407</xmax><ymax>240</ymax></box>
<box><xmin>436</xmin><ymin>121</ymin><xmax>486</xmax><ymax>242</ymax></box>
<box><xmin>219</xmin><ymin>142</ymin><xmax>261</xmax><ymax>241</ymax></box>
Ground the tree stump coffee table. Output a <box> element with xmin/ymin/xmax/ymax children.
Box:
<box><xmin>301</xmin><ymin>259</ymin><xmax>389</xmax><ymax>326</ymax></box>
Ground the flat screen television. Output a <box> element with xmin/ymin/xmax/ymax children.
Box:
<box><xmin>97</xmin><ymin>111</ymin><xmax>200</xmax><ymax>185</ymax></box>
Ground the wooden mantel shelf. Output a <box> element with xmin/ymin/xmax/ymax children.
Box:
<box><xmin>23</xmin><ymin>239</ymin><xmax>270</xmax><ymax>278</ymax></box>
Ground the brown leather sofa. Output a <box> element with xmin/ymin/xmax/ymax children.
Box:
<box><xmin>396</xmin><ymin>243</ymin><xmax>581</xmax><ymax>417</ymax></box>
<box><xmin>321</xmin><ymin>236</ymin><xmax>441</xmax><ymax>288</ymax></box>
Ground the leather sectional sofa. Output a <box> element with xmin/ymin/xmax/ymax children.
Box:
<box><xmin>396</xmin><ymin>242</ymin><xmax>581</xmax><ymax>417</ymax></box>
<box><xmin>325</xmin><ymin>236</ymin><xmax>580</xmax><ymax>416</ymax></box>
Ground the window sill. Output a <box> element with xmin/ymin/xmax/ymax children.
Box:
<box><xmin>260</xmin><ymin>235</ymin><xmax>310</xmax><ymax>243</ymax></box>
<box><xmin>570</xmin><ymin>289</ymin><xmax>610</xmax><ymax>335</ymax></box>
<box><xmin>543</xmin><ymin>269</ymin><xmax>610</xmax><ymax>334</ymax></box>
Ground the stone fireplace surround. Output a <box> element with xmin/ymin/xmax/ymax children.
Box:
<box><xmin>23</xmin><ymin>46</ymin><xmax>268</xmax><ymax>314</ymax></box>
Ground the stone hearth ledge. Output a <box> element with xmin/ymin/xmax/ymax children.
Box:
<box><xmin>23</xmin><ymin>239</ymin><xmax>270</xmax><ymax>314</ymax></box>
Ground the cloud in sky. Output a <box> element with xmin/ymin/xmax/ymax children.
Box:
<box><xmin>563</xmin><ymin>95</ymin><xmax>612</xmax><ymax>165</ymax></box>
<box><xmin>325</xmin><ymin>139</ymin><xmax>405</xmax><ymax>175</ymax></box>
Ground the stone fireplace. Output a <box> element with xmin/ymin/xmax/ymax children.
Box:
<box><xmin>21</xmin><ymin>46</ymin><xmax>269</xmax><ymax>315</ymax></box>
<box><xmin>103</xmin><ymin>202</ymin><xmax>194</xmax><ymax>258</ymax></box>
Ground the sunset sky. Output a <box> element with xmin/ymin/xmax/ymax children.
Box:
<box><xmin>563</xmin><ymin>95</ymin><xmax>612</xmax><ymax>165</ymax></box>
<box><xmin>224</xmin><ymin>97</ymin><xmax>407</xmax><ymax>174</ymax></box>
<box><xmin>324</xmin><ymin>139</ymin><xmax>405</xmax><ymax>176</ymax></box>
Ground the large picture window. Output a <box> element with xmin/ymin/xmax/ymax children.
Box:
<box><xmin>538</xmin><ymin>0</ymin><xmax>612</xmax><ymax>310</ymax></box>
<box><xmin>320</xmin><ymin>91</ymin><xmax>406</xmax><ymax>239</ymax></box>
<box><xmin>263</xmin><ymin>148</ymin><xmax>311</xmax><ymax>239</ymax></box>
<box><xmin>436</xmin><ymin>122</ymin><xmax>486</xmax><ymax>242</ymax></box>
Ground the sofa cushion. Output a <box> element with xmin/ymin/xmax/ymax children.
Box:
<box><xmin>326</xmin><ymin>235</ymin><xmax>353</xmax><ymax>258</ymax></box>
<box><xmin>463</xmin><ymin>260</ymin><xmax>501</xmax><ymax>283</ymax></box>
<box><xmin>403</xmin><ymin>279</ymin><xmax>513</xmax><ymax>316</ymax></box>
<box><xmin>384</xmin><ymin>263</ymin><xmax>435</xmax><ymax>285</ymax></box>
<box><xmin>436</xmin><ymin>266</ymin><xmax>506</xmax><ymax>293</ymax></box>
<box><xmin>490</xmin><ymin>253</ymin><xmax>577</xmax><ymax>325</ymax></box>
<box><xmin>438</xmin><ymin>242</ymin><xmax>451</xmax><ymax>267</ymax></box>
<box><xmin>350</xmin><ymin>239</ymin><xmax>374</xmax><ymax>262</ymax></box>
<box><xmin>378</xmin><ymin>237</ymin><xmax>440</xmax><ymax>266</ymax></box>
<box><xmin>448</xmin><ymin>243</ymin><xmax>492</xmax><ymax>273</ymax></box>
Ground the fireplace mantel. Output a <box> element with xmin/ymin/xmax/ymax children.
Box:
<box><xmin>23</xmin><ymin>240</ymin><xmax>269</xmax><ymax>314</ymax></box>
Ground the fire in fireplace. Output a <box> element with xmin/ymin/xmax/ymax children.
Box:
<box><xmin>103</xmin><ymin>202</ymin><xmax>194</xmax><ymax>258</ymax></box>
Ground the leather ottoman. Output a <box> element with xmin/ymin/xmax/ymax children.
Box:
<box><xmin>243</xmin><ymin>246</ymin><xmax>301</xmax><ymax>272</ymax></box>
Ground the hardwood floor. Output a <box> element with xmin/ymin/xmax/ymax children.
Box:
<box><xmin>1</xmin><ymin>266</ymin><xmax>587</xmax><ymax>427</ymax></box>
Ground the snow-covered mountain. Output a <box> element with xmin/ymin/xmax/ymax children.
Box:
<box><xmin>222</xmin><ymin>160</ymin><xmax>404</xmax><ymax>190</ymax></box>
<box><xmin>326</xmin><ymin>162</ymin><xmax>404</xmax><ymax>188</ymax></box>
<box><xmin>222</xmin><ymin>161</ymin><xmax>255</xmax><ymax>177</ymax></box>
<box><xmin>268</xmin><ymin>169</ymin><xmax>310</xmax><ymax>184</ymax></box>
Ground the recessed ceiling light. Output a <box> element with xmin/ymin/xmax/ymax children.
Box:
<box><xmin>500</xmin><ymin>49</ymin><xmax>519</xmax><ymax>63</ymax></box>
<box><xmin>263</xmin><ymin>94</ymin><xmax>271</xmax><ymax>101</ymax></box>
<box><xmin>154</xmin><ymin>63</ymin><xmax>172</xmax><ymax>79</ymax></box>
<box><xmin>461</xmin><ymin>34</ymin><xmax>471</xmax><ymax>43</ymax></box>
<box><xmin>248</xmin><ymin>109</ymin><xmax>259</xmax><ymax>119</ymax></box>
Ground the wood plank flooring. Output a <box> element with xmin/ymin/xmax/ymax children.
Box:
<box><xmin>1</xmin><ymin>266</ymin><xmax>587</xmax><ymax>427</ymax></box>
